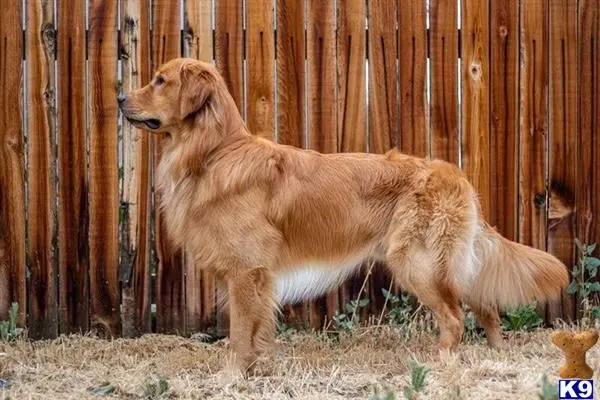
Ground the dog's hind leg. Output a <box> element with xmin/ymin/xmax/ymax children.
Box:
<box><xmin>466</xmin><ymin>301</ymin><xmax>502</xmax><ymax>348</ymax></box>
<box><xmin>226</xmin><ymin>266</ymin><xmax>277</xmax><ymax>375</ymax></box>
<box><xmin>385</xmin><ymin>242</ymin><xmax>465</xmax><ymax>354</ymax></box>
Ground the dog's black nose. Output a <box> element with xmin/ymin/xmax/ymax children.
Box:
<box><xmin>117</xmin><ymin>94</ymin><xmax>127</xmax><ymax>105</ymax></box>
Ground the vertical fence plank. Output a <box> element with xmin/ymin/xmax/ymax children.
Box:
<box><xmin>120</xmin><ymin>0</ymin><xmax>152</xmax><ymax>337</ymax></box>
<box><xmin>461</xmin><ymin>0</ymin><xmax>490</xmax><ymax>220</ymax></box>
<box><xmin>367</xmin><ymin>0</ymin><xmax>399</xmax><ymax>316</ymax></box>
<box><xmin>183</xmin><ymin>0</ymin><xmax>214</xmax><ymax>334</ymax></box>
<box><xmin>520</xmin><ymin>0</ymin><xmax>550</xmax><ymax>319</ymax></box>
<box><xmin>519</xmin><ymin>0</ymin><xmax>549</xmax><ymax>251</ymax></box>
<box><xmin>547</xmin><ymin>0</ymin><xmax>577</xmax><ymax>322</ymax></box>
<box><xmin>57</xmin><ymin>0</ymin><xmax>88</xmax><ymax>334</ymax></box>
<box><xmin>214</xmin><ymin>0</ymin><xmax>244</xmax><ymax>336</ymax></box>
<box><xmin>430</xmin><ymin>0</ymin><xmax>459</xmax><ymax>164</ymax></box>
<box><xmin>0</xmin><ymin>0</ymin><xmax>26</xmax><ymax>325</ymax></box>
<box><xmin>247</xmin><ymin>0</ymin><xmax>275</xmax><ymax>139</ymax></box>
<box><xmin>577</xmin><ymin>0</ymin><xmax>599</xmax><ymax>316</ymax></box>
<box><xmin>276</xmin><ymin>0</ymin><xmax>305</xmax><ymax>149</ymax></box>
<box><xmin>306</xmin><ymin>0</ymin><xmax>338</xmax><ymax>329</ymax></box>
<box><xmin>337</xmin><ymin>0</ymin><xmax>367</xmax><ymax>308</ymax></box>
<box><xmin>490</xmin><ymin>0</ymin><xmax>519</xmax><ymax>241</ymax></box>
<box><xmin>398</xmin><ymin>0</ymin><xmax>428</xmax><ymax>157</ymax></box>
<box><xmin>216</xmin><ymin>0</ymin><xmax>244</xmax><ymax>113</ymax></box>
<box><xmin>338</xmin><ymin>0</ymin><xmax>366</xmax><ymax>154</ymax></box>
<box><xmin>184</xmin><ymin>0</ymin><xmax>213</xmax><ymax>61</ymax></box>
<box><xmin>26</xmin><ymin>0</ymin><xmax>58</xmax><ymax>338</ymax></box>
<box><xmin>369</xmin><ymin>0</ymin><xmax>399</xmax><ymax>153</ymax></box>
<box><xmin>152</xmin><ymin>0</ymin><xmax>185</xmax><ymax>335</ymax></box>
<box><xmin>276</xmin><ymin>0</ymin><xmax>308</xmax><ymax>327</ymax></box>
<box><xmin>88</xmin><ymin>0</ymin><xmax>121</xmax><ymax>337</ymax></box>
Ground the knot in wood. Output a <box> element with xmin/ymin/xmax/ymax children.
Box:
<box><xmin>534</xmin><ymin>192</ymin><xmax>546</xmax><ymax>207</ymax></box>
<box><xmin>498</xmin><ymin>25</ymin><xmax>508</xmax><ymax>38</ymax></box>
<box><xmin>42</xmin><ymin>24</ymin><xmax>56</xmax><ymax>53</ymax></box>
<box><xmin>470</xmin><ymin>63</ymin><xmax>481</xmax><ymax>79</ymax></box>
<box><xmin>5</xmin><ymin>136</ymin><xmax>19</xmax><ymax>149</ymax></box>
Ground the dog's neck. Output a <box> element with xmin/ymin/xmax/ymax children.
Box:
<box><xmin>159</xmin><ymin>86</ymin><xmax>250</xmax><ymax>185</ymax></box>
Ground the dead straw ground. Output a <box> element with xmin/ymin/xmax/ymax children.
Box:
<box><xmin>1</xmin><ymin>322</ymin><xmax>599</xmax><ymax>400</ymax></box>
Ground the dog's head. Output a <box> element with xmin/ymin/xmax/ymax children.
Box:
<box><xmin>118</xmin><ymin>58</ymin><xmax>219</xmax><ymax>134</ymax></box>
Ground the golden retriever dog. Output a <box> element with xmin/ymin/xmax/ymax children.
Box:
<box><xmin>118</xmin><ymin>57</ymin><xmax>569</xmax><ymax>374</ymax></box>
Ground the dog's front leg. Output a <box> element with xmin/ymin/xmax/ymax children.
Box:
<box><xmin>226</xmin><ymin>266</ymin><xmax>277</xmax><ymax>375</ymax></box>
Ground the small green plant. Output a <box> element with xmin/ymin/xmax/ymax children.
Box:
<box><xmin>143</xmin><ymin>375</ymin><xmax>169</xmax><ymax>400</ymax></box>
<box><xmin>87</xmin><ymin>382</ymin><xmax>116</xmax><ymax>397</ymax></box>
<box><xmin>538</xmin><ymin>374</ymin><xmax>558</xmax><ymax>400</ymax></box>
<box><xmin>403</xmin><ymin>358</ymin><xmax>429</xmax><ymax>400</ymax></box>
<box><xmin>370</xmin><ymin>390</ymin><xmax>396</xmax><ymax>400</ymax></box>
<box><xmin>276</xmin><ymin>321</ymin><xmax>296</xmax><ymax>341</ymax></box>
<box><xmin>0</xmin><ymin>303</ymin><xmax>23</xmax><ymax>342</ymax></box>
<box><xmin>382</xmin><ymin>289</ymin><xmax>413</xmax><ymax>326</ymax></box>
<box><xmin>568</xmin><ymin>240</ymin><xmax>600</xmax><ymax>322</ymax></box>
<box><xmin>501</xmin><ymin>303</ymin><xmax>543</xmax><ymax>332</ymax></box>
<box><xmin>463</xmin><ymin>310</ymin><xmax>483</xmax><ymax>341</ymax></box>
<box><xmin>332</xmin><ymin>298</ymin><xmax>370</xmax><ymax>332</ymax></box>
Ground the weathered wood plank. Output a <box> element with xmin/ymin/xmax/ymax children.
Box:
<box><xmin>152</xmin><ymin>0</ymin><xmax>185</xmax><ymax>335</ymax></box>
<box><xmin>398</xmin><ymin>0</ymin><xmax>428</xmax><ymax>157</ymax></box>
<box><xmin>183</xmin><ymin>0</ymin><xmax>214</xmax><ymax>335</ymax></box>
<box><xmin>216</xmin><ymin>0</ymin><xmax>244</xmax><ymax>114</ymax></box>
<box><xmin>120</xmin><ymin>0</ymin><xmax>152</xmax><ymax>337</ymax></box>
<box><xmin>546</xmin><ymin>0</ymin><xmax>578</xmax><ymax>323</ymax></box>
<box><xmin>430</xmin><ymin>0</ymin><xmax>459</xmax><ymax>164</ymax></box>
<box><xmin>337</xmin><ymin>0</ymin><xmax>367</xmax><ymax>154</ymax></box>
<box><xmin>307</xmin><ymin>0</ymin><xmax>338</xmax><ymax>328</ymax></box>
<box><xmin>26</xmin><ymin>0</ymin><xmax>58</xmax><ymax>338</ymax></box>
<box><xmin>366</xmin><ymin>0</ymin><xmax>399</xmax><ymax>316</ymax></box>
<box><xmin>519</xmin><ymin>0</ymin><xmax>550</xmax><ymax>326</ymax></box>
<box><xmin>247</xmin><ymin>0</ymin><xmax>275</xmax><ymax>139</ymax></box>
<box><xmin>368</xmin><ymin>0</ymin><xmax>399</xmax><ymax>153</ymax></box>
<box><xmin>490</xmin><ymin>0</ymin><xmax>519</xmax><ymax>241</ymax></box>
<box><xmin>184</xmin><ymin>0</ymin><xmax>213</xmax><ymax>61</ymax></box>
<box><xmin>519</xmin><ymin>0</ymin><xmax>549</xmax><ymax>251</ymax></box>
<box><xmin>276</xmin><ymin>0</ymin><xmax>308</xmax><ymax>327</ymax></box>
<box><xmin>576</xmin><ymin>0</ymin><xmax>599</xmax><ymax>319</ymax></box>
<box><xmin>461</xmin><ymin>0</ymin><xmax>491</xmax><ymax>220</ymax></box>
<box><xmin>337</xmin><ymin>0</ymin><xmax>367</xmax><ymax>308</ymax></box>
<box><xmin>57</xmin><ymin>0</ymin><xmax>89</xmax><ymax>334</ymax></box>
<box><xmin>0</xmin><ymin>0</ymin><xmax>26</xmax><ymax>325</ymax></box>
<box><xmin>276</xmin><ymin>0</ymin><xmax>306</xmax><ymax>149</ymax></box>
<box><xmin>213</xmin><ymin>0</ymin><xmax>244</xmax><ymax>337</ymax></box>
<box><xmin>88</xmin><ymin>0</ymin><xmax>121</xmax><ymax>337</ymax></box>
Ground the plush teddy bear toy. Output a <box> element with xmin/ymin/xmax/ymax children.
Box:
<box><xmin>550</xmin><ymin>329</ymin><xmax>598</xmax><ymax>379</ymax></box>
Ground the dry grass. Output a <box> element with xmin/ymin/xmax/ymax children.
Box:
<box><xmin>1</xmin><ymin>323</ymin><xmax>598</xmax><ymax>400</ymax></box>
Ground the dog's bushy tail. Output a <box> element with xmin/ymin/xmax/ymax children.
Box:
<box><xmin>468</xmin><ymin>224</ymin><xmax>569</xmax><ymax>309</ymax></box>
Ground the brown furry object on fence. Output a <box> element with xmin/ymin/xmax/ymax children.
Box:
<box><xmin>118</xmin><ymin>57</ymin><xmax>569</xmax><ymax>375</ymax></box>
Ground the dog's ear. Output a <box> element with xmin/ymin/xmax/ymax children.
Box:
<box><xmin>179</xmin><ymin>62</ymin><xmax>212</xmax><ymax>118</ymax></box>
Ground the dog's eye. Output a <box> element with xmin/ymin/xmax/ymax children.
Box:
<box><xmin>154</xmin><ymin>76</ymin><xmax>165</xmax><ymax>87</ymax></box>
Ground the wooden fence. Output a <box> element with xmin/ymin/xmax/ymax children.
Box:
<box><xmin>0</xmin><ymin>0</ymin><xmax>598</xmax><ymax>339</ymax></box>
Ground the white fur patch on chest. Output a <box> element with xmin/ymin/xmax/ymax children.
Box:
<box><xmin>275</xmin><ymin>261</ymin><xmax>363</xmax><ymax>305</ymax></box>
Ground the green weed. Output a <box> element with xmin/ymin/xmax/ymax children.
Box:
<box><xmin>0</xmin><ymin>304</ymin><xmax>23</xmax><ymax>342</ymax></box>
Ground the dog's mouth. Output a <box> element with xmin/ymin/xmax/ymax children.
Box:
<box><xmin>125</xmin><ymin>116</ymin><xmax>162</xmax><ymax>130</ymax></box>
